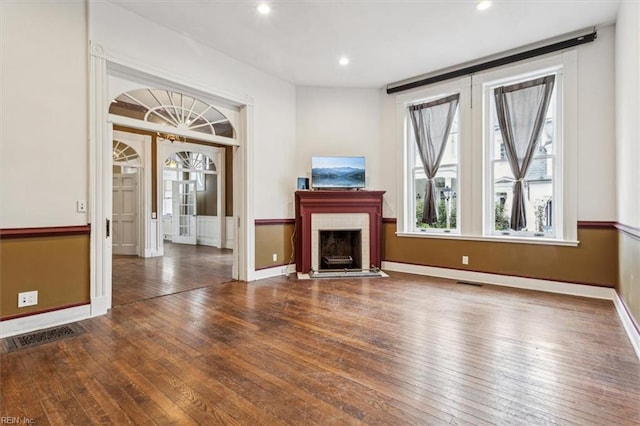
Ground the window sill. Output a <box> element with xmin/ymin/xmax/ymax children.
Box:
<box><xmin>395</xmin><ymin>231</ymin><xmax>579</xmax><ymax>247</ymax></box>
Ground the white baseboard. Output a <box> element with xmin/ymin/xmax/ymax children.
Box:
<box><xmin>613</xmin><ymin>293</ymin><xmax>640</xmax><ymax>360</ymax></box>
<box><xmin>382</xmin><ymin>261</ymin><xmax>640</xmax><ymax>360</ymax></box>
<box><xmin>251</xmin><ymin>264</ymin><xmax>296</xmax><ymax>281</ymax></box>
<box><xmin>91</xmin><ymin>295</ymin><xmax>111</xmax><ymax>317</ymax></box>
<box><xmin>144</xmin><ymin>248</ymin><xmax>163</xmax><ymax>258</ymax></box>
<box><xmin>0</xmin><ymin>305</ymin><xmax>92</xmax><ymax>339</ymax></box>
<box><xmin>382</xmin><ymin>261</ymin><xmax>615</xmax><ymax>300</ymax></box>
<box><xmin>196</xmin><ymin>237</ymin><xmax>219</xmax><ymax>247</ymax></box>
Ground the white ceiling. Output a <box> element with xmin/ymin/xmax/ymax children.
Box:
<box><xmin>108</xmin><ymin>0</ymin><xmax>620</xmax><ymax>88</ymax></box>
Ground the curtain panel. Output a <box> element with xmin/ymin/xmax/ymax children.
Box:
<box><xmin>494</xmin><ymin>75</ymin><xmax>555</xmax><ymax>231</ymax></box>
<box><xmin>408</xmin><ymin>94</ymin><xmax>459</xmax><ymax>225</ymax></box>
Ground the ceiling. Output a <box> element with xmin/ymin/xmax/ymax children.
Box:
<box><xmin>107</xmin><ymin>0</ymin><xmax>620</xmax><ymax>88</ymax></box>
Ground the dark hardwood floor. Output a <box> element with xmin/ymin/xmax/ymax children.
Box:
<box><xmin>112</xmin><ymin>242</ymin><xmax>233</xmax><ymax>306</ymax></box>
<box><xmin>2</xmin><ymin>259</ymin><xmax>639</xmax><ymax>424</ymax></box>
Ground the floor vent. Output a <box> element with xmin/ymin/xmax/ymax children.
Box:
<box><xmin>457</xmin><ymin>281</ymin><xmax>483</xmax><ymax>287</ymax></box>
<box><xmin>4</xmin><ymin>323</ymin><xmax>86</xmax><ymax>352</ymax></box>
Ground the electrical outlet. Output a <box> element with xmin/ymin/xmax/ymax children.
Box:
<box><xmin>272</xmin><ymin>253</ymin><xmax>278</xmax><ymax>262</ymax></box>
<box><xmin>77</xmin><ymin>200</ymin><xmax>87</xmax><ymax>213</ymax></box>
<box><xmin>18</xmin><ymin>290</ymin><xmax>38</xmax><ymax>308</ymax></box>
<box><xmin>462</xmin><ymin>256</ymin><xmax>469</xmax><ymax>265</ymax></box>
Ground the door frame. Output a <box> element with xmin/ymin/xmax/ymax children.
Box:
<box><xmin>112</xmin><ymin>130</ymin><xmax>152</xmax><ymax>257</ymax></box>
<box><xmin>89</xmin><ymin>44</ymin><xmax>254</xmax><ymax>317</ymax></box>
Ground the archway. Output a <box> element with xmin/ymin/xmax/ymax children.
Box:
<box><xmin>89</xmin><ymin>52</ymin><xmax>254</xmax><ymax>316</ymax></box>
<box><xmin>108</xmin><ymin>90</ymin><xmax>236</xmax><ymax>305</ymax></box>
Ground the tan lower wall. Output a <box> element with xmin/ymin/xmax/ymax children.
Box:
<box><xmin>619</xmin><ymin>230</ymin><xmax>640</xmax><ymax>325</ymax></box>
<box><xmin>255</xmin><ymin>222</ymin><xmax>295</xmax><ymax>270</ymax></box>
<box><xmin>264</xmin><ymin>220</ymin><xmax>619</xmax><ymax>287</ymax></box>
<box><xmin>383</xmin><ymin>223</ymin><xmax>618</xmax><ymax>287</ymax></box>
<box><xmin>0</xmin><ymin>235</ymin><xmax>90</xmax><ymax>319</ymax></box>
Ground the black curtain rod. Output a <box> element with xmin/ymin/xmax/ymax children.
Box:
<box><xmin>386</xmin><ymin>30</ymin><xmax>597</xmax><ymax>95</ymax></box>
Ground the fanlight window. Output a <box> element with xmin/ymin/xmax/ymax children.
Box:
<box><xmin>110</xmin><ymin>89</ymin><xmax>235</xmax><ymax>138</ymax></box>
<box><xmin>113</xmin><ymin>140</ymin><xmax>141</xmax><ymax>174</ymax></box>
<box><xmin>165</xmin><ymin>151</ymin><xmax>216</xmax><ymax>173</ymax></box>
<box><xmin>113</xmin><ymin>140</ymin><xmax>140</xmax><ymax>164</ymax></box>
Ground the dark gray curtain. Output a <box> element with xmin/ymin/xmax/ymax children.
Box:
<box><xmin>408</xmin><ymin>94</ymin><xmax>459</xmax><ymax>224</ymax></box>
<box><xmin>494</xmin><ymin>75</ymin><xmax>555</xmax><ymax>231</ymax></box>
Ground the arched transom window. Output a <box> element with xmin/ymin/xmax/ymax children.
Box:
<box><xmin>113</xmin><ymin>140</ymin><xmax>141</xmax><ymax>175</ymax></box>
<box><xmin>113</xmin><ymin>140</ymin><xmax>140</xmax><ymax>164</ymax></box>
<box><xmin>164</xmin><ymin>151</ymin><xmax>216</xmax><ymax>173</ymax></box>
<box><xmin>110</xmin><ymin>89</ymin><xmax>235</xmax><ymax>138</ymax></box>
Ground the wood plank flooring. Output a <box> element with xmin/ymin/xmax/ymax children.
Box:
<box><xmin>112</xmin><ymin>242</ymin><xmax>233</xmax><ymax>306</ymax></box>
<box><xmin>2</xmin><ymin>266</ymin><xmax>639</xmax><ymax>424</ymax></box>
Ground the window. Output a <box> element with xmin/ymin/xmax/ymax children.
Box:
<box><xmin>110</xmin><ymin>89</ymin><xmax>236</xmax><ymax>138</ymax></box>
<box><xmin>407</xmin><ymin>94</ymin><xmax>461</xmax><ymax>233</ymax></box>
<box><xmin>397</xmin><ymin>52</ymin><xmax>577</xmax><ymax>244</ymax></box>
<box><xmin>112</xmin><ymin>140</ymin><xmax>141</xmax><ymax>174</ymax></box>
<box><xmin>485</xmin><ymin>71</ymin><xmax>560</xmax><ymax>238</ymax></box>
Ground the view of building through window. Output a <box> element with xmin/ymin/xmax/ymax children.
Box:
<box><xmin>411</xmin><ymin>113</ymin><xmax>459</xmax><ymax>232</ymax></box>
<box><xmin>403</xmin><ymin>67</ymin><xmax>562</xmax><ymax>240</ymax></box>
<box><xmin>488</xmin><ymin>77</ymin><xmax>557</xmax><ymax>237</ymax></box>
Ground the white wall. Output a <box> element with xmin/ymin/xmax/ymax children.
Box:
<box><xmin>616</xmin><ymin>2</ymin><xmax>640</xmax><ymax>228</ymax></box>
<box><xmin>575</xmin><ymin>25</ymin><xmax>617</xmax><ymax>221</ymax></box>
<box><xmin>89</xmin><ymin>1</ymin><xmax>296</xmax><ymax>220</ymax></box>
<box><xmin>381</xmin><ymin>25</ymin><xmax>618</xmax><ymax>222</ymax></box>
<box><xmin>1</xmin><ymin>2</ymin><xmax>619</xmax><ymax>228</ymax></box>
<box><xmin>0</xmin><ymin>1</ymin><xmax>88</xmax><ymax>228</ymax></box>
<box><xmin>295</xmin><ymin>87</ymin><xmax>386</xmax><ymax>215</ymax></box>
<box><xmin>380</xmin><ymin>88</ymin><xmax>400</xmax><ymax>218</ymax></box>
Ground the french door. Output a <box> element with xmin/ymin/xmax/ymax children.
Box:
<box><xmin>171</xmin><ymin>180</ymin><xmax>197</xmax><ymax>245</ymax></box>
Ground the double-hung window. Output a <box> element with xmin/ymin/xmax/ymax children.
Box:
<box><xmin>398</xmin><ymin>52</ymin><xmax>577</xmax><ymax>245</ymax></box>
<box><xmin>402</xmin><ymin>81</ymin><xmax>466</xmax><ymax>235</ymax></box>
<box><xmin>410</xmin><ymin>97</ymin><xmax>460</xmax><ymax>233</ymax></box>
<box><xmin>484</xmin><ymin>70</ymin><xmax>561</xmax><ymax>238</ymax></box>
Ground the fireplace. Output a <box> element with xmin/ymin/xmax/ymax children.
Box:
<box><xmin>311</xmin><ymin>212</ymin><xmax>369</xmax><ymax>271</ymax></box>
<box><xmin>319</xmin><ymin>230</ymin><xmax>362</xmax><ymax>270</ymax></box>
<box><xmin>295</xmin><ymin>190</ymin><xmax>385</xmax><ymax>273</ymax></box>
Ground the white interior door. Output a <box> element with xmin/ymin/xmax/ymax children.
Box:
<box><xmin>172</xmin><ymin>180</ymin><xmax>197</xmax><ymax>245</ymax></box>
<box><xmin>113</xmin><ymin>173</ymin><xmax>139</xmax><ymax>255</ymax></box>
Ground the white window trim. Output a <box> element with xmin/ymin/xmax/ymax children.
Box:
<box><xmin>483</xmin><ymin>67</ymin><xmax>562</xmax><ymax>239</ymax></box>
<box><xmin>396</xmin><ymin>77</ymin><xmax>472</xmax><ymax>236</ymax></box>
<box><xmin>396</xmin><ymin>51</ymin><xmax>578</xmax><ymax>247</ymax></box>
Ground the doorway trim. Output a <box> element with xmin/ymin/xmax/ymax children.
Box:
<box><xmin>89</xmin><ymin>42</ymin><xmax>254</xmax><ymax>317</ymax></box>
<box><xmin>112</xmin><ymin>131</ymin><xmax>152</xmax><ymax>257</ymax></box>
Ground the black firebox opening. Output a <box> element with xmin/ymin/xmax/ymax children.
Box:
<box><xmin>319</xmin><ymin>229</ymin><xmax>362</xmax><ymax>270</ymax></box>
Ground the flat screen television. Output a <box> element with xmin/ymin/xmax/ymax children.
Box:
<box><xmin>311</xmin><ymin>156</ymin><xmax>366</xmax><ymax>189</ymax></box>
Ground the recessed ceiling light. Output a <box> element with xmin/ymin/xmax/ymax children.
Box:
<box><xmin>257</xmin><ymin>3</ymin><xmax>271</xmax><ymax>15</ymax></box>
<box><xmin>339</xmin><ymin>57</ymin><xmax>349</xmax><ymax>66</ymax></box>
<box><xmin>476</xmin><ymin>0</ymin><xmax>492</xmax><ymax>11</ymax></box>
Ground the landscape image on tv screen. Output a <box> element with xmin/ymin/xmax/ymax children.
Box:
<box><xmin>311</xmin><ymin>156</ymin><xmax>365</xmax><ymax>189</ymax></box>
